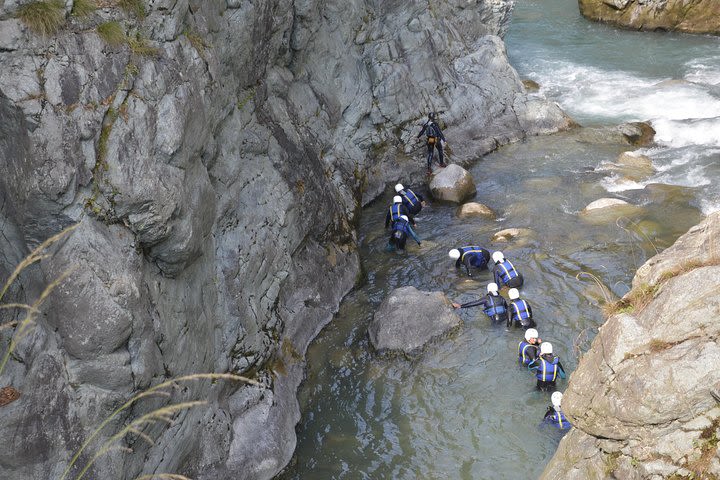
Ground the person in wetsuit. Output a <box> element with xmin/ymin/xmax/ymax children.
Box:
<box><xmin>417</xmin><ymin>112</ymin><xmax>447</xmax><ymax>173</ymax></box>
<box><xmin>451</xmin><ymin>282</ymin><xmax>508</xmax><ymax>324</ymax></box>
<box><xmin>387</xmin><ymin>215</ymin><xmax>421</xmax><ymax>252</ymax></box>
<box><xmin>507</xmin><ymin>288</ymin><xmax>535</xmax><ymax>329</ymax></box>
<box><xmin>395</xmin><ymin>183</ymin><xmax>426</xmax><ymax>216</ymax></box>
<box><xmin>543</xmin><ymin>391</ymin><xmax>571</xmax><ymax>430</ymax></box>
<box><xmin>528</xmin><ymin>342</ymin><xmax>566</xmax><ymax>391</ymax></box>
<box><xmin>492</xmin><ymin>251</ymin><xmax>524</xmax><ymax>288</ymax></box>
<box><xmin>448</xmin><ymin>246</ymin><xmax>491</xmax><ymax>277</ymax></box>
<box><xmin>385</xmin><ymin>195</ymin><xmax>413</xmax><ymax>228</ymax></box>
<box><xmin>518</xmin><ymin>328</ymin><xmax>542</xmax><ymax>366</ymax></box>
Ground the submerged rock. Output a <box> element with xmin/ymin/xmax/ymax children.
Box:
<box><xmin>579</xmin><ymin>0</ymin><xmax>720</xmax><ymax>34</ymax></box>
<box><xmin>580</xmin><ymin>198</ymin><xmax>645</xmax><ymax>225</ymax></box>
<box><xmin>491</xmin><ymin>228</ymin><xmax>534</xmax><ymax>242</ymax></box>
<box><xmin>456</xmin><ymin>202</ymin><xmax>495</xmax><ymax>219</ymax></box>
<box><xmin>577</xmin><ymin>121</ymin><xmax>656</xmax><ymax>146</ymax></box>
<box><xmin>582</xmin><ymin>198</ymin><xmax>630</xmax><ymax>212</ymax></box>
<box><xmin>522</xmin><ymin>79</ymin><xmax>540</xmax><ymax>92</ymax></box>
<box><xmin>429</xmin><ymin>164</ymin><xmax>477</xmax><ymax>203</ymax></box>
<box><xmin>368</xmin><ymin>286</ymin><xmax>461</xmax><ymax>355</ymax></box>
<box><xmin>540</xmin><ymin>212</ymin><xmax>720</xmax><ymax>480</ymax></box>
<box><xmin>602</xmin><ymin>152</ymin><xmax>655</xmax><ymax>182</ymax></box>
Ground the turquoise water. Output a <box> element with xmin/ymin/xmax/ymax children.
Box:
<box><xmin>282</xmin><ymin>1</ymin><xmax>717</xmax><ymax>478</ymax></box>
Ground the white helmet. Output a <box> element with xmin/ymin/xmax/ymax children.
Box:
<box><xmin>448</xmin><ymin>249</ymin><xmax>461</xmax><ymax>260</ymax></box>
<box><xmin>492</xmin><ymin>251</ymin><xmax>505</xmax><ymax>263</ymax></box>
<box><xmin>551</xmin><ymin>391</ymin><xmax>563</xmax><ymax>408</ymax></box>
<box><xmin>393</xmin><ymin>195</ymin><xmax>402</xmax><ymax>204</ymax></box>
<box><xmin>395</xmin><ymin>183</ymin><xmax>404</xmax><ymax>193</ymax></box>
<box><xmin>487</xmin><ymin>282</ymin><xmax>499</xmax><ymax>294</ymax></box>
<box><xmin>540</xmin><ymin>342</ymin><xmax>553</xmax><ymax>355</ymax></box>
<box><xmin>400</xmin><ymin>215</ymin><xmax>409</xmax><ymax>222</ymax></box>
<box><xmin>508</xmin><ymin>288</ymin><xmax>520</xmax><ymax>300</ymax></box>
<box><xmin>524</xmin><ymin>328</ymin><xmax>538</xmax><ymax>342</ymax></box>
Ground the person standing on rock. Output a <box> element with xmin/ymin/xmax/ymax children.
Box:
<box><xmin>451</xmin><ymin>282</ymin><xmax>508</xmax><ymax>324</ymax></box>
<box><xmin>395</xmin><ymin>183</ymin><xmax>426</xmax><ymax>216</ymax></box>
<box><xmin>385</xmin><ymin>195</ymin><xmax>414</xmax><ymax>228</ymax></box>
<box><xmin>448</xmin><ymin>246</ymin><xmax>491</xmax><ymax>277</ymax></box>
<box><xmin>507</xmin><ymin>288</ymin><xmax>535</xmax><ymax>329</ymax></box>
<box><xmin>417</xmin><ymin>112</ymin><xmax>447</xmax><ymax>174</ymax></box>
<box><xmin>387</xmin><ymin>215</ymin><xmax>421</xmax><ymax>252</ymax></box>
<box><xmin>543</xmin><ymin>391</ymin><xmax>571</xmax><ymax>430</ymax></box>
<box><xmin>518</xmin><ymin>328</ymin><xmax>542</xmax><ymax>366</ymax></box>
<box><xmin>492</xmin><ymin>251</ymin><xmax>524</xmax><ymax>288</ymax></box>
<box><xmin>528</xmin><ymin>342</ymin><xmax>566</xmax><ymax>391</ymax></box>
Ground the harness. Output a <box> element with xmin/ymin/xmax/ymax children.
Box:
<box><xmin>426</xmin><ymin>123</ymin><xmax>439</xmax><ymax>145</ymax></box>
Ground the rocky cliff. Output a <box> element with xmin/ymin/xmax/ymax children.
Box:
<box><xmin>578</xmin><ymin>0</ymin><xmax>720</xmax><ymax>34</ymax></box>
<box><xmin>541</xmin><ymin>212</ymin><xmax>720</xmax><ymax>480</ymax></box>
<box><xmin>0</xmin><ymin>1</ymin><xmax>570</xmax><ymax>478</ymax></box>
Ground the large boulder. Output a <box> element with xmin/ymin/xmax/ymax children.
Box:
<box><xmin>368</xmin><ymin>286</ymin><xmax>461</xmax><ymax>355</ymax></box>
<box><xmin>579</xmin><ymin>0</ymin><xmax>720</xmax><ymax>34</ymax></box>
<box><xmin>540</xmin><ymin>212</ymin><xmax>720</xmax><ymax>480</ymax></box>
<box><xmin>580</xmin><ymin>198</ymin><xmax>644</xmax><ymax>224</ymax></box>
<box><xmin>429</xmin><ymin>164</ymin><xmax>477</xmax><ymax>203</ymax></box>
<box><xmin>491</xmin><ymin>227</ymin><xmax>534</xmax><ymax>243</ymax></box>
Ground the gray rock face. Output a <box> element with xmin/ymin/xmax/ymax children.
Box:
<box><xmin>0</xmin><ymin>1</ymin><xmax>570</xmax><ymax>479</ymax></box>
<box><xmin>541</xmin><ymin>212</ymin><xmax>720</xmax><ymax>480</ymax></box>
<box><xmin>368</xmin><ymin>286</ymin><xmax>461</xmax><ymax>355</ymax></box>
<box><xmin>430</xmin><ymin>164</ymin><xmax>477</xmax><ymax>203</ymax></box>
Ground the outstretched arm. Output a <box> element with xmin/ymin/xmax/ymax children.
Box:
<box><xmin>385</xmin><ymin>211</ymin><xmax>391</xmax><ymax>228</ymax></box>
<box><xmin>407</xmin><ymin>225</ymin><xmax>421</xmax><ymax>245</ymax></box>
<box><xmin>463</xmin><ymin>257</ymin><xmax>473</xmax><ymax>277</ymax></box>
<box><xmin>417</xmin><ymin>123</ymin><xmax>427</xmax><ymax>138</ymax></box>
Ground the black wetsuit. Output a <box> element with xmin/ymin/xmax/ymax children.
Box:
<box><xmin>417</xmin><ymin>121</ymin><xmax>446</xmax><ymax>169</ymax></box>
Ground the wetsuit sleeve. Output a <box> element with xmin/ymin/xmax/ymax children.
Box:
<box><xmin>527</xmin><ymin>303</ymin><xmax>533</xmax><ymax>318</ymax></box>
<box><xmin>558</xmin><ymin>361</ymin><xmax>567</xmax><ymax>379</ymax></box>
<box><xmin>460</xmin><ymin>298</ymin><xmax>489</xmax><ymax>309</ymax></box>
<box><xmin>455</xmin><ymin>258</ymin><xmax>462</xmax><ymax>269</ymax></box>
<box><xmin>543</xmin><ymin>406</ymin><xmax>554</xmax><ymax>419</ymax></box>
<box><xmin>408</xmin><ymin>225</ymin><xmax>421</xmax><ymax>244</ymax></box>
<box><xmin>528</xmin><ymin>359</ymin><xmax>540</xmax><ymax>372</ymax></box>
<box><xmin>493</xmin><ymin>267</ymin><xmax>501</xmax><ymax>285</ymax></box>
<box><xmin>417</xmin><ymin>123</ymin><xmax>427</xmax><ymax>138</ymax></box>
<box><xmin>385</xmin><ymin>211</ymin><xmax>391</xmax><ymax>228</ymax></box>
<box><xmin>438</xmin><ymin>125</ymin><xmax>446</xmax><ymax>142</ymax></box>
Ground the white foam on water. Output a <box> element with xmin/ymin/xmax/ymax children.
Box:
<box><xmin>685</xmin><ymin>57</ymin><xmax>720</xmax><ymax>86</ymax></box>
<box><xmin>600</xmin><ymin>174</ymin><xmax>645</xmax><ymax>193</ymax></box>
<box><xmin>652</xmin><ymin>117</ymin><xmax>720</xmax><ymax>148</ymax></box>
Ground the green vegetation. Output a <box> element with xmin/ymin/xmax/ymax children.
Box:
<box><xmin>70</xmin><ymin>0</ymin><xmax>96</xmax><ymax>17</ymax></box>
<box><xmin>118</xmin><ymin>0</ymin><xmax>146</xmax><ymax>18</ymax></box>
<box><xmin>96</xmin><ymin>21</ymin><xmax>126</xmax><ymax>46</ymax></box>
<box><xmin>183</xmin><ymin>28</ymin><xmax>208</xmax><ymax>57</ymax></box>
<box><xmin>17</xmin><ymin>0</ymin><xmax>66</xmax><ymax>36</ymax></box>
<box><xmin>128</xmin><ymin>34</ymin><xmax>159</xmax><ymax>56</ymax></box>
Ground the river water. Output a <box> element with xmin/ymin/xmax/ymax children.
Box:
<box><xmin>282</xmin><ymin>1</ymin><xmax>720</xmax><ymax>479</ymax></box>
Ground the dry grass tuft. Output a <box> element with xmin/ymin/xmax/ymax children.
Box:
<box><xmin>97</xmin><ymin>21</ymin><xmax>126</xmax><ymax>46</ymax></box>
<box><xmin>71</xmin><ymin>0</ymin><xmax>97</xmax><ymax>17</ymax></box>
<box><xmin>118</xmin><ymin>0</ymin><xmax>145</xmax><ymax>18</ymax></box>
<box><xmin>128</xmin><ymin>35</ymin><xmax>159</xmax><ymax>56</ymax></box>
<box><xmin>17</xmin><ymin>0</ymin><xmax>66</xmax><ymax>36</ymax></box>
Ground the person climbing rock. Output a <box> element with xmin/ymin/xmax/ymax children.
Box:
<box><xmin>507</xmin><ymin>288</ymin><xmax>535</xmax><ymax>329</ymax></box>
<box><xmin>492</xmin><ymin>251</ymin><xmax>524</xmax><ymax>288</ymax></box>
<box><xmin>518</xmin><ymin>328</ymin><xmax>542</xmax><ymax>366</ymax></box>
<box><xmin>417</xmin><ymin>112</ymin><xmax>447</xmax><ymax>174</ymax></box>
<box><xmin>387</xmin><ymin>215</ymin><xmax>421</xmax><ymax>252</ymax></box>
<box><xmin>543</xmin><ymin>391</ymin><xmax>571</xmax><ymax>430</ymax></box>
<box><xmin>395</xmin><ymin>183</ymin><xmax>426</xmax><ymax>216</ymax></box>
<box><xmin>448</xmin><ymin>246</ymin><xmax>491</xmax><ymax>277</ymax></box>
<box><xmin>528</xmin><ymin>342</ymin><xmax>566</xmax><ymax>391</ymax></box>
<box><xmin>385</xmin><ymin>195</ymin><xmax>414</xmax><ymax>228</ymax></box>
<box><xmin>452</xmin><ymin>282</ymin><xmax>508</xmax><ymax>324</ymax></box>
